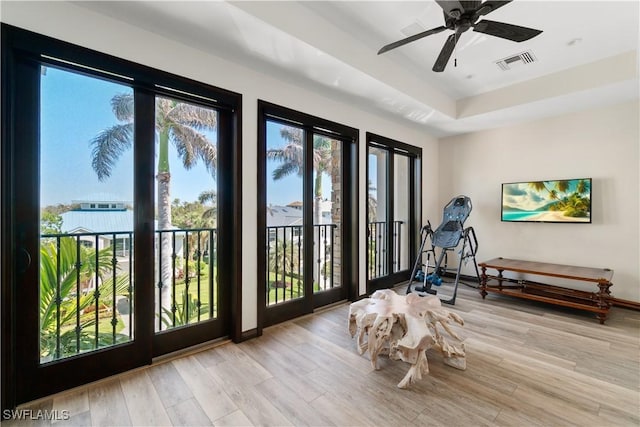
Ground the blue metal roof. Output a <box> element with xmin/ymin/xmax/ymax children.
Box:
<box><xmin>61</xmin><ymin>210</ymin><xmax>134</xmax><ymax>233</ymax></box>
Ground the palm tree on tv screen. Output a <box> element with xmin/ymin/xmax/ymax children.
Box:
<box><xmin>528</xmin><ymin>179</ymin><xmax>590</xmax><ymax>217</ymax></box>
<box><xmin>90</xmin><ymin>93</ymin><xmax>217</xmax><ymax>310</ymax></box>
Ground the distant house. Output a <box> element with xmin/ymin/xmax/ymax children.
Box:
<box><xmin>60</xmin><ymin>195</ymin><xmax>184</xmax><ymax>258</ymax></box>
<box><xmin>266</xmin><ymin>201</ymin><xmax>332</xmax><ymax>227</ymax></box>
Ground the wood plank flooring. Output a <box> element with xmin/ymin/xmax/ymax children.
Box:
<box><xmin>6</xmin><ymin>286</ymin><xmax>640</xmax><ymax>426</ymax></box>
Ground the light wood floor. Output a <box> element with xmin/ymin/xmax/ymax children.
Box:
<box><xmin>7</xmin><ymin>285</ymin><xmax>640</xmax><ymax>426</ymax></box>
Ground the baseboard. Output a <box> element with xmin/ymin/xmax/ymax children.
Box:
<box><xmin>238</xmin><ymin>328</ymin><xmax>259</xmax><ymax>342</ymax></box>
<box><xmin>611</xmin><ymin>298</ymin><xmax>640</xmax><ymax>311</ymax></box>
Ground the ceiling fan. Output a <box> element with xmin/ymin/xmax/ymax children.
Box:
<box><xmin>378</xmin><ymin>0</ymin><xmax>543</xmax><ymax>72</ymax></box>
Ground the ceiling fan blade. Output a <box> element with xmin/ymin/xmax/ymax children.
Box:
<box><xmin>378</xmin><ymin>26</ymin><xmax>447</xmax><ymax>55</ymax></box>
<box><xmin>435</xmin><ymin>0</ymin><xmax>465</xmax><ymax>17</ymax></box>
<box><xmin>432</xmin><ymin>32</ymin><xmax>460</xmax><ymax>72</ymax></box>
<box><xmin>473</xmin><ymin>19</ymin><xmax>542</xmax><ymax>42</ymax></box>
<box><xmin>475</xmin><ymin>0</ymin><xmax>512</xmax><ymax>17</ymax></box>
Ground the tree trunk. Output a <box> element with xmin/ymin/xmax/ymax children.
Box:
<box><xmin>157</xmin><ymin>130</ymin><xmax>173</xmax><ymax>324</ymax></box>
<box><xmin>313</xmin><ymin>172</ymin><xmax>323</xmax><ymax>288</ymax></box>
<box><xmin>313</xmin><ymin>171</ymin><xmax>323</xmax><ymax>226</ymax></box>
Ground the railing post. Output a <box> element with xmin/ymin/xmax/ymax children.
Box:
<box><xmin>94</xmin><ymin>234</ymin><xmax>100</xmax><ymax>350</ymax></box>
<box><xmin>75</xmin><ymin>237</ymin><xmax>82</xmax><ymax>354</ymax></box>
<box><xmin>55</xmin><ymin>236</ymin><xmax>62</xmax><ymax>360</ymax></box>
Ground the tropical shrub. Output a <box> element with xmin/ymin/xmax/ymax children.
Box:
<box><xmin>160</xmin><ymin>289</ymin><xmax>209</xmax><ymax>329</ymax></box>
<box><xmin>40</xmin><ymin>237</ymin><xmax>131</xmax><ymax>362</ymax></box>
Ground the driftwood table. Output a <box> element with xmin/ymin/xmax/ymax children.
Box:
<box><xmin>348</xmin><ymin>289</ymin><xmax>466</xmax><ymax>388</ymax></box>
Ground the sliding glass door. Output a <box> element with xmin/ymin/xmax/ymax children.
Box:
<box><xmin>2</xmin><ymin>25</ymin><xmax>241</xmax><ymax>407</ymax></box>
<box><xmin>258</xmin><ymin>102</ymin><xmax>358</xmax><ymax>328</ymax></box>
<box><xmin>367</xmin><ymin>133</ymin><xmax>421</xmax><ymax>292</ymax></box>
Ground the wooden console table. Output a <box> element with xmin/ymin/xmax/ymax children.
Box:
<box><xmin>479</xmin><ymin>257</ymin><xmax>613</xmax><ymax>324</ymax></box>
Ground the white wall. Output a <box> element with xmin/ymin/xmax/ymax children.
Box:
<box><xmin>439</xmin><ymin>101</ymin><xmax>640</xmax><ymax>302</ymax></box>
<box><xmin>0</xmin><ymin>1</ymin><xmax>439</xmax><ymax>332</ymax></box>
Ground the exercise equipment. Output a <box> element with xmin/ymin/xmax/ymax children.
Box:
<box><xmin>406</xmin><ymin>195</ymin><xmax>480</xmax><ymax>305</ymax></box>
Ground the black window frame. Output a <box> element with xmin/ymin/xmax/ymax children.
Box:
<box><xmin>1</xmin><ymin>23</ymin><xmax>243</xmax><ymax>410</ymax></box>
<box><xmin>257</xmin><ymin>100</ymin><xmax>359</xmax><ymax>332</ymax></box>
<box><xmin>366</xmin><ymin>132</ymin><xmax>422</xmax><ymax>292</ymax></box>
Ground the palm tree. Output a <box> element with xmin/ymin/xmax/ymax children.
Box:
<box><xmin>267</xmin><ymin>128</ymin><xmax>335</xmax><ymax>288</ymax></box>
<box><xmin>90</xmin><ymin>94</ymin><xmax>217</xmax><ymax>311</ymax></box>
<box><xmin>529</xmin><ymin>180</ymin><xmax>590</xmax><ymax>217</ymax></box>
<box><xmin>267</xmin><ymin>127</ymin><xmax>333</xmax><ymax>225</ymax></box>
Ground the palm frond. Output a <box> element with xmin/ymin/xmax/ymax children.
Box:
<box><xmin>272</xmin><ymin>162</ymin><xmax>300</xmax><ymax>180</ymax></box>
<box><xmin>555</xmin><ymin>180</ymin><xmax>570</xmax><ymax>194</ymax></box>
<box><xmin>576</xmin><ymin>179</ymin><xmax>590</xmax><ymax>195</ymax></box>
<box><xmin>168</xmin><ymin>102</ymin><xmax>217</xmax><ymax>131</ymax></box>
<box><xmin>267</xmin><ymin>144</ymin><xmax>304</xmax><ymax>172</ymax></box>
<box><xmin>198</xmin><ymin>190</ymin><xmax>217</xmax><ymax>204</ymax></box>
<box><xmin>171</xmin><ymin>125</ymin><xmax>217</xmax><ymax>176</ymax></box>
<box><xmin>279</xmin><ymin>126</ymin><xmax>303</xmax><ymax>144</ymax></box>
<box><xmin>313</xmin><ymin>135</ymin><xmax>332</xmax><ymax>151</ymax></box>
<box><xmin>90</xmin><ymin>123</ymin><xmax>133</xmax><ymax>181</ymax></box>
<box><xmin>529</xmin><ymin>181</ymin><xmax>549</xmax><ymax>193</ymax></box>
<box><xmin>111</xmin><ymin>93</ymin><xmax>134</xmax><ymax>122</ymax></box>
<box><xmin>202</xmin><ymin>208</ymin><xmax>217</xmax><ymax>220</ymax></box>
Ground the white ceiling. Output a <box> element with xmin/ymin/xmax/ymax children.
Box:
<box><xmin>76</xmin><ymin>0</ymin><xmax>639</xmax><ymax>137</ymax></box>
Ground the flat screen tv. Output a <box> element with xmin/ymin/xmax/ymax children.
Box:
<box><xmin>501</xmin><ymin>178</ymin><xmax>592</xmax><ymax>223</ymax></box>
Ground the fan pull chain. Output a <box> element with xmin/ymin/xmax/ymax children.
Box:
<box><xmin>454</xmin><ymin>31</ymin><xmax>458</xmax><ymax>67</ymax></box>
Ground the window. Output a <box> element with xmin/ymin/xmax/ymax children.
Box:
<box><xmin>257</xmin><ymin>101</ymin><xmax>359</xmax><ymax>329</ymax></box>
<box><xmin>366</xmin><ymin>133</ymin><xmax>421</xmax><ymax>291</ymax></box>
<box><xmin>2</xmin><ymin>24</ymin><xmax>242</xmax><ymax>407</ymax></box>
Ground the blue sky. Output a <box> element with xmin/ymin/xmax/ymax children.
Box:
<box><xmin>40</xmin><ymin>66</ymin><xmax>323</xmax><ymax>208</ymax></box>
<box><xmin>41</xmin><ymin>66</ymin><xmax>135</xmax><ymax>206</ymax></box>
<box><xmin>262</xmin><ymin>121</ymin><xmax>333</xmax><ymax>207</ymax></box>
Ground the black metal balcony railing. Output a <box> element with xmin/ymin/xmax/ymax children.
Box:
<box><xmin>266</xmin><ymin>224</ymin><xmax>339</xmax><ymax>306</ymax></box>
<box><xmin>156</xmin><ymin>228</ymin><xmax>218</xmax><ymax>331</ymax></box>
<box><xmin>39</xmin><ymin>227</ymin><xmax>217</xmax><ymax>363</ymax></box>
<box><xmin>367</xmin><ymin>220</ymin><xmax>403</xmax><ymax>280</ymax></box>
<box><xmin>40</xmin><ymin>231</ymin><xmax>134</xmax><ymax>362</ymax></box>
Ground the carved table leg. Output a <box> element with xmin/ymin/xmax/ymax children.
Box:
<box><xmin>480</xmin><ymin>265</ymin><xmax>488</xmax><ymax>299</ymax></box>
<box><xmin>596</xmin><ymin>281</ymin><xmax>612</xmax><ymax>325</ymax></box>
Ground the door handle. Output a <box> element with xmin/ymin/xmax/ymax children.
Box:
<box><xmin>17</xmin><ymin>247</ymin><xmax>32</xmax><ymax>273</ymax></box>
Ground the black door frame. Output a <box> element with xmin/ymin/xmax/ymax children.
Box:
<box><xmin>1</xmin><ymin>24</ymin><xmax>243</xmax><ymax>410</ymax></box>
<box><xmin>366</xmin><ymin>132</ymin><xmax>422</xmax><ymax>293</ymax></box>
<box><xmin>257</xmin><ymin>101</ymin><xmax>359</xmax><ymax>331</ymax></box>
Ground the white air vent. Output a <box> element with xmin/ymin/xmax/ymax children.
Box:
<box><xmin>495</xmin><ymin>51</ymin><xmax>537</xmax><ymax>71</ymax></box>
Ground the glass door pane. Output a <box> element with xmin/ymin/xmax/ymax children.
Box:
<box><xmin>394</xmin><ymin>154</ymin><xmax>410</xmax><ymax>272</ymax></box>
<box><xmin>40</xmin><ymin>65</ymin><xmax>135</xmax><ymax>362</ymax></box>
<box><xmin>312</xmin><ymin>134</ymin><xmax>342</xmax><ymax>293</ymax></box>
<box><xmin>368</xmin><ymin>147</ymin><xmax>389</xmax><ymax>280</ymax></box>
<box><xmin>265</xmin><ymin>120</ymin><xmax>305</xmax><ymax>305</ymax></box>
<box><xmin>154</xmin><ymin>96</ymin><xmax>219</xmax><ymax>332</ymax></box>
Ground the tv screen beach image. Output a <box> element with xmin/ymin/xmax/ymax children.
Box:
<box><xmin>501</xmin><ymin>178</ymin><xmax>591</xmax><ymax>223</ymax></box>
